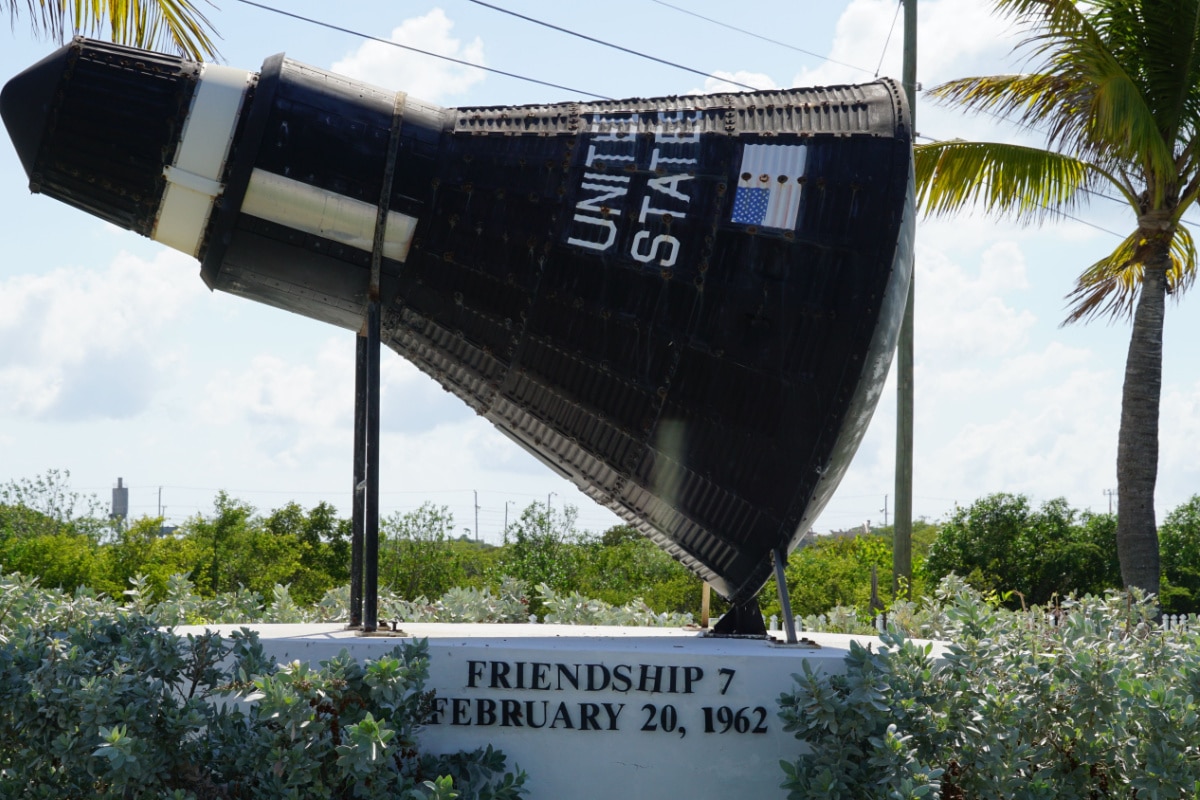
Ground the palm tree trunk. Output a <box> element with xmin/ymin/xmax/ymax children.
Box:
<box><xmin>1115</xmin><ymin>251</ymin><xmax>1167</xmax><ymax>600</ymax></box>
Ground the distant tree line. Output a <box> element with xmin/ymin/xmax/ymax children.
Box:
<box><xmin>0</xmin><ymin>471</ymin><xmax>710</xmax><ymax>617</ymax></box>
<box><xmin>5</xmin><ymin>471</ymin><xmax>1200</xmax><ymax>618</ymax></box>
<box><xmin>926</xmin><ymin>493</ymin><xmax>1200</xmax><ymax>614</ymax></box>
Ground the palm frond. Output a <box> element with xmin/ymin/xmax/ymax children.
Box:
<box><xmin>928</xmin><ymin>73</ymin><xmax>1105</xmax><ymax>161</ymax></box>
<box><xmin>929</xmin><ymin>73</ymin><xmax>1082</xmax><ymax>125</ymax></box>
<box><xmin>992</xmin><ymin>0</ymin><xmax>1080</xmax><ymax>28</ymax></box>
<box><xmin>1065</xmin><ymin>41</ymin><xmax>1174</xmax><ymax>178</ymax></box>
<box><xmin>1063</xmin><ymin>224</ymin><xmax>1198</xmax><ymax>324</ymax></box>
<box><xmin>1062</xmin><ymin>232</ymin><xmax>1144</xmax><ymax>323</ymax></box>
<box><xmin>923</xmin><ymin>0</ymin><xmax>1200</xmax><ymax>329</ymax></box>
<box><xmin>8</xmin><ymin>0</ymin><xmax>219</xmax><ymax>60</ymax></box>
<box><xmin>1167</xmin><ymin>224</ymin><xmax>1199</xmax><ymax>297</ymax></box>
<box><xmin>937</xmin><ymin>0</ymin><xmax>1178</xmax><ymax>183</ymax></box>
<box><xmin>7</xmin><ymin>0</ymin><xmax>67</xmax><ymax>36</ymax></box>
<box><xmin>915</xmin><ymin>140</ymin><xmax>1094</xmax><ymax>223</ymax></box>
<box><xmin>1092</xmin><ymin>0</ymin><xmax>1200</xmax><ymax>149</ymax></box>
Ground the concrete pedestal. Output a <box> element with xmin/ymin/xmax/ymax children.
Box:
<box><xmin>179</xmin><ymin>624</ymin><xmax>884</xmax><ymax>799</ymax></box>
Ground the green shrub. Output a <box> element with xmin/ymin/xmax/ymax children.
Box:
<box><xmin>497</xmin><ymin>504</ymin><xmax>585</xmax><ymax>614</ymax></box>
<box><xmin>780</xmin><ymin>577</ymin><xmax>1200</xmax><ymax>799</ymax></box>
<box><xmin>760</xmin><ymin>533</ymin><xmax>922</xmax><ymax>621</ymax></box>
<box><xmin>1160</xmin><ymin>495</ymin><xmax>1200</xmax><ymax>614</ymax></box>
<box><xmin>379</xmin><ymin>504</ymin><xmax>473</xmax><ymax>600</ymax></box>
<box><xmin>0</xmin><ymin>530</ymin><xmax>113</xmax><ymax>595</ymax></box>
<box><xmin>926</xmin><ymin>494</ymin><xmax>1121</xmax><ymax>606</ymax></box>
<box><xmin>570</xmin><ymin>527</ymin><xmax>700</xmax><ymax>609</ymax></box>
<box><xmin>0</xmin><ymin>612</ymin><xmax>525</xmax><ymax>799</ymax></box>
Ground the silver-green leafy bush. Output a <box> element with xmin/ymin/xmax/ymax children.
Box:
<box><xmin>0</xmin><ymin>607</ymin><xmax>525</xmax><ymax>799</ymax></box>
<box><xmin>798</xmin><ymin>605</ymin><xmax>880</xmax><ymax>636</ymax></box>
<box><xmin>780</xmin><ymin>576</ymin><xmax>1200</xmax><ymax>800</ymax></box>
<box><xmin>382</xmin><ymin>578</ymin><xmax>532</xmax><ymax>624</ymax></box>
<box><xmin>535</xmin><ymin>583</ymin><xmax>694</xmax><ymax>626</ymax></box>
<box><xmin>6</xmin><ymin>567</ymin><xmax>700</xmax><ymax>629</ymax></box>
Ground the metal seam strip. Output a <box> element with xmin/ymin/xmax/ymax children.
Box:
<box><xmin>369</xmin><ymin>91</ymin><xmax>408</xmax><ymax>302</ymax></box>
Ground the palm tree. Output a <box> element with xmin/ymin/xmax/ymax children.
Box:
<box><xmin>4</xmin><ymin>0</ymin><xmax>219</xmax><ymax>60</ymax></box>
<box><xmin>915</xmin><ymin>0</ymin><xmax>1200</xmax><ymax>599</ymax></box>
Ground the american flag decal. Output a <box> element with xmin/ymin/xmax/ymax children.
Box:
<box><xmin>730</xmin><ymin>144</ymin><xmax>807</xmax><ymax>230</ymax></box>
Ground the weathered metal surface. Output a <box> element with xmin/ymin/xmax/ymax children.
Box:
<box><xmin>2</xmin><ymin>38</ymin><xmax>914</xmax><ymax>606</ymax></box>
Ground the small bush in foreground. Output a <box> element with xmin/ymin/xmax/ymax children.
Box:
<box><xmin>0</xmin><ymin>614</ymin><xmax>524</xmax><ymax>799</ymax></box>
<box><xmin>780</xmin><ymin>576</ymin><xmax>1200</xmax><ymax>800</ymax></box>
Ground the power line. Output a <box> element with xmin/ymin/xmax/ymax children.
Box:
<box><xmin>464</xmin><ymin>0</ymin><xmax>763</xmax><ymax>91</ymax></box>
<box><xmin>656</xmin><ymin>0</ymin><xmax>1196</xmax><ymax>238</ymax></box>
<box><xmin>874</xmin><ymin>0</ymin><xmax>904</xmax><ymax>78</ymax></box>
<box><xmin>230</xmin><ymin>0</ymin><xmax>611</xmax><ymax>99</ymax></box>
<box><xmin>647</xmin><ymin>0</ymin><xmax>876</xmax><ymax>77</ymax></box>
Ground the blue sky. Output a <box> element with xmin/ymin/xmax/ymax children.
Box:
<box><xmin>2</xmin><ymin>0</ymin><xmax>1198</xmax><ymax>541</ymax></box>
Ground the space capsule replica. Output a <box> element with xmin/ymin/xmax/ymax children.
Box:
<box><xmin>2</xmin><ymin>38</ymin><xmax>914</xmax><ymax>619</ymax></box>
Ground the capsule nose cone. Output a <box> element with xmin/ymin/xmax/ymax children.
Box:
<box><xmin>1</xmin><ymin>42</ymin><xmax>73</xmax><ymax>180</ymax></box>
<box><xmin>2</xmin><ymin>38</ymin><xmax>195</xmax><ymax>235</ymax></box>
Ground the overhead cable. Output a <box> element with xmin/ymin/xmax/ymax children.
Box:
<box><xmin>874</xmin><ymin>0</ymin><xmax>904</xmax><ymax>78</ymax></box>
<box><xmin>465</xmin><ymin>0</ymin><xmax>764</xmax><ymax>91</ymax></box>
<box><xmin>648</xmin><ymin>0</ymin><xmax>876</xmax><ymax>77</ymax></box>
<box><xmin>231</xmin><ymin>0</ymin><xmax>612</xmax><ymax>99</ymax></box>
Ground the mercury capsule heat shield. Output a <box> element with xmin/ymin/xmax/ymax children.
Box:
<box><xmin>2</xmin><ymin>38</ymin><xmax>914</xmax><ymax>605</ymax></box>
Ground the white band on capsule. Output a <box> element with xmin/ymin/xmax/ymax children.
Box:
<box><xmin>153</xmin><ymin>63</ymin><xmax>251</xmax><ymax>257</ymax></box>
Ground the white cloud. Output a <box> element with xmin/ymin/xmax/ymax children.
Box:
<box><xmin>929</xmin><ymin>361</ymin><xmax>1118</xmax><ymax>503</ymax></box>
<box><xmin>916</xmin><ymin>240</ymin><xmax>1036</xmax><ymax>364</ymax></box>
<box><xmin>698</xmin><ymin>70</ymin><xmax>778</xmax><ymax>94</ymax></box>
<box><xmin>199</xmin><ymin>350</ymin><xmax>350</xmax><ymax>470</ymax></box>
<box><xmin>907</xmin><ymin>225</ymin><xmax>1121</xmax><ymax>514</ymax></box>
<box><xmin>202</xmin><ymin>337</ymin><xmax>352</xmax><ymax>455</ymax></box>
<box><xmin>330</xmin><ymin>9</ymin><xmax>486</xmax><ymax>102</ymax></box>
<box><xmin>902</xmin><ymin>0</ymin><xmax>1019</xmax><ymax>84</ymax></box>
<box><xmin>793</xmin><ymin>0</ymin><xmax>1013</xmax><ymax>89</ymax></box>
<box><xmin>1159</xmin><ymin>379</ymin><xmax>1200</xmax><ymax>510</ymax></box>
<box><xmin>0</xmin><ymin>249</ymin><xmax>203</xmax><ymax>420</ymax></box>
<box><xmin>380</xmin><ymin>357</ymin><xmax>475</xmax><ymax>434</ymax></box>
<box><xmin>200</xmin><ymin>335</ymin><xmax>487</xmax><ymax>466</ymax></box>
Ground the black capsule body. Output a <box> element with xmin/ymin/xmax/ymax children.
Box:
<box><xmin>2</xmin><ymin>38</ymin><xmax>914</xmax><ymax>605</ymax></box>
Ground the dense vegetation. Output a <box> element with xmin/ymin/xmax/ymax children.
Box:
<box><xmin>9</xmin><ymin>473</ymin><xmax>1200</xmax><ymax>798</ymax></box>
<box><xmin>782</xmin><ymin>579</ymin><xmax>1200</xmax><ymax>800</ymax></box>
<box><xmin>7</xmin><ymin>471</ymin><xmax>1200</xmax><ymax>621</ymax></box>
<box><xmin>0</xmin><ymin>580</ymin><xmax>525</xmax><ymax>799</ymax></box>
<box><xmin>925</xmin><ymin>492</ymin><xmax>1200</xmax><ymax>615</ymax></box>
<box><xmin>5</xmin><ymin>552</ymin><xmax>1200</xmax><ymax>798</ymax></box>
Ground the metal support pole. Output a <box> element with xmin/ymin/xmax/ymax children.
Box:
<box><xmin>773</xmin><ymin>547</ymin><xmax>798</xmax><ymax>644</ymax></box>
<box><xmin>358</xmin><ymin>90</ymin><xmax>405</xmax><ymax>634</ymax></box>
<box><xmin>894</xmin><ymin>0</ymin><xmax>917</xmax><ymax>598</ymax></box>
<box><xmin>349</xmin><ymin>333</ymin><xmax>367</xmax><ymax>628</ymax></box>
<box><xmin>363</xmin><ymin>299</ymin><xmax>381</xmax><ymax>632</ymax></box>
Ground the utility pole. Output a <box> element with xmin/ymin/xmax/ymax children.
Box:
<box><xmin>893</xmin><ymin>0</ymin><xmax>917</xmax><ymax>598</ymax></box>
<box><xmin>157</xmin><ymin>486</ymin><xmax>166</xmax><ymax>535</ymax></box>
<box><xmin>881</xmin><ymin>494</ymin><xmax>889</xmax><ymax>527</ymax></box>
<box><xmin>474</xmin><ymin>490</ymin><xmax>480</xmax><ymax>542</ymax></box>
